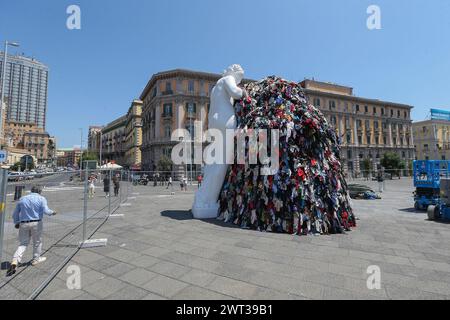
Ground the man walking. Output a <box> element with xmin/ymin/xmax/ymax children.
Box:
<box><xmin>377</xmin><ymin>169</ymin><xmax>385</xmax><ymax>193</ymax></box>
<box><xmin>112</xmin><ymin>173</ymin><xmax>120</xmax><ymax>197</ymax></box>
<box><xmin>166</xmin><ymin>176</ymin><xmax>173</xmax><ymax>189</ymax></box>
<box><xmin>7</xmin><ymin>185</ymin><xmax>56</xmax><ymax>276</ymax></box>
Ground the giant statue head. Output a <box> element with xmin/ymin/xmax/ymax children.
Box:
<box><xmin>223</xmin><ymin>64</ymin><xmax>244</xmax><ymax>85</ymax></box>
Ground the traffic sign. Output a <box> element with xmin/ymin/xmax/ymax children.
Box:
<box><xmin>0</xmin><ymin>151</ymin><xmax>7</xmax><ymax>163</ymax></box>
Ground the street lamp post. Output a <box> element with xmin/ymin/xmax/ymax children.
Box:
<box><xmin>99</xmin><ymin>132</ymin><xmax>103</xmax><ymax>167</ymax></box>
<box><xmin>79</xmin><ymin>128</ymin><xmax>83</xmax><ymax>170</ymax></box>
<box><xmin>0</xmin><ymin>41</ymin><xmax>20</xmax><ymax>146</ymax></box>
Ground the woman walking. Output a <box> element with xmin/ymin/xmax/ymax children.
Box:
<box><xmin>103</xmin><ymin>173</ymin><xmax>110</xmax><ymax>198</ymax></box>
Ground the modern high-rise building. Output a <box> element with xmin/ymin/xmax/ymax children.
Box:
<box><xmin>0</xmin><ymin>53</ymin><xmax>49</xmax><ymax>128</ymax></box>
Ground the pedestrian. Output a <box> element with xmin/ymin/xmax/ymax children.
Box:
<box><xmin>112</xmin><ymin>173</ymin><xmax>120</xmax><ymax>197</ymax></box>
<box><xmin>377</xmin><ymin>170</ymin><xmax>384</xmax><ymax>193</ymax></box>
<box><xmin>103</xmin><ymin>173</ymin><xmax>110</xmax><ymax>198</ymax></box>
<box><xmin>7</xmin><ymin>185</ymin><xmax>57</xmax><ymax>276</ymax></box>
<box><xmin>153</xmin><ymin>173</ymin><xmax>157</xmax><ymax>187</ymax></box>
<box><xmin>166</xmin><ymin>176</ymin><xmax>173</xmax><ymax>189</ymax></box>
<box><xmin>183</xmin><ymin>176</ymin><xmax>188</xmax><ymax>192</ymax></box>
<box><xmin>197</xmin><ymin>174</ymin><xmax>203</xmax><ymax>188</ymax></box>
<box><xmin>180</xmin><ymin>175</ymin><xmax>185</xmax><ymax>191</ymax></box>
<box><xmin>88</xmin><ymin>175</ymin><xmax>96</xmax><ymax>199</ymax></box>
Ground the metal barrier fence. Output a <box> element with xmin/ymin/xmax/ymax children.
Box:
<box><xmin>130</xmin><ymin>170</ymin><xmax>204</xmax><ymax>191</ymax></box>
<box><xmin>0</xmin><ymin>168</ymin><xmax>133</xmax><ymax>300</ymax></box>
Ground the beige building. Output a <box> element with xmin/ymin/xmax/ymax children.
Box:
<box><xmin>3</xmin><ymin>120</ymin><xmax>56</xmax><ymax>165</ymax></box>
<box><xmin>300</xmin><ymin>79</ymin><xmax>415</xmax><ymax>175</ymax></box>
<box><xmin>413</xmin><ymin>117</ymin><xmax>450</xmax><ymax>161</ymax></box>
<box><xmin>101</xmin><ymin>115</ymin><xmax>127</xmax><ymax>165</ymax></box>
<box><xmin>56</xmin><ymin>148</ymin><xmax>83</xmax><ymax>168</ymax></box>
<box><xmin>140</xmin><ymin>69</ymin><xmax>229</xmax><ymax>172</ymax></box>
<box><xmin>6</xmin><ymin>147</ymin><xmax>31</xmax><ymax>166</ymax></box>
<box><xmin>139</xmin><ymin>70</ymin><xmax>415</xmax><ymax>176</ymax></box>
<box><xmin>88</xmin><ymin>126</ymin><xmax>103</xmax><ymax>155</ymax></box>
<box><xmin>124</xmin><ymin>100</ymin><xmax>143</xmax><ymax>169</ymax></box>
<box><xmin>22</xmin><ymin>131</ymin><xmax>51</xmax><ymax>163</ymax></box>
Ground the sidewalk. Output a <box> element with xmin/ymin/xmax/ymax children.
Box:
<box><xmin>35</xmin><ymin>181</ymin><xmax>450</xmax><ymax>300</ymax></box>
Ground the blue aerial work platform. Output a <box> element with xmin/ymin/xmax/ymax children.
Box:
<box><xmin>413</xmin><ymin>160</ymin><xmax>450</xmax><ymax>210</ymax></box>
<box><xmin>427</xmin><ymin>178</ymin><xmax>450</xmax><ymax>221</ymax></box>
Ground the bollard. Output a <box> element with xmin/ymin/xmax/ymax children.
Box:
<box><xmin>0</xmin><ymin>169</ymin><xmax>8</xmax><ymax>264</ymax></box>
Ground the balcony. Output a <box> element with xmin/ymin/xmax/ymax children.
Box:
<box><xmin>162</xmin><ymin>90</ymin><xmax>174</xmax><ymax>96</ymax></box>
<box><xmin>162</xmin><ymin>112</ymin><xmax>172</xmax><ymax>120</ymax></box>
<box><xmin>186</xmin><ymin>112</ymin><xmax>196</xmax><ymax>119</ymax></box>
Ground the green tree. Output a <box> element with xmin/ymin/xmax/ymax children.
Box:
<box><xmin>361</xmin><ymin>159</ymin><xmax>372</xmax><ymax>178</ymax></box>
<box><xmin>381</xmin><ymin>152</ymin><xmax>405</xmax><ymax>178</ymax></box>
<box><xmin>157</xmin><ymin>156</ymin><xmax>173</xmax><ymax>173</ymax></box>
<box><xmin>11</xmin><ymin>160</ymin><xmax>35</xmax><ymax>172</ymax></box>
<box><xmin>78</xmin><ymin>152</ymin><xmax>98</xmax><ymax>167</ymax></box>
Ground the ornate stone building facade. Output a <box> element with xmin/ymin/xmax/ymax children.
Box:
<box><xmin>101</xmin><ymin>115</ymin><xmax>126</xmax><ymax>165</ymax></box>
<box><xmin>140</xmin><ymin>69</ymin><xmax>219</xmax><ymax>173</ymax></box>
<box><xmin>124</xmin><ymin>100</ymin><xmax>143</xmax><ymax>169</ymax></box>
<box><xmin>300</xmin><ymin>79</ymin><xmax>415</xmax><ymax>174</ymax></box>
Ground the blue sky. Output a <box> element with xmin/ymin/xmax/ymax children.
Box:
<box><xmin>1</xmin><ymin>0</ymin><xmax>449</xmax><ymax>148</ymax></box>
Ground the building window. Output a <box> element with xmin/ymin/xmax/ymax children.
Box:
<box><xmin>364</xmin><ymin>105</ymin><xmax>368</xmax><ymax>113</ymax></box>
<box><xmin>391</xmin><ymin>109</ymin><xmax>394</xmax><ymax>117</ymax></box>
<box><xmin>346</xmin><ymin>133</ymin><xmax>351</xmax><ymax>143</ymax></box>
<box><xmin>383</xmin><ymin>136</ymin><xmax>387</xmax><ymax>145</ymax></box>
<box><xmin>397</xmin><ymin>110</ymin><xmax>400</xmax><ymax>118</ymax></box>
<box><xmin>165</xmin><ymin>82</ymin><xmax>172</xmax><ymax>94</ymax></box>
<box><xmin>186</xmin><ymin>102</ymin><xmax>196</xmax><ymax>114</ymax></box>
<box><xmin>373</xmin><ymin>107</ymin><xmax>377</xmax><ymax>114</ymax></box>
<box><xmin>381</xmin><ymin>108</ymin><xmax>385</xmax><ymax>115</ymax></box>
<box><xmin>164</xmin><ymin>125</ymin><xmax>171</xmax><ymax>138</ymax></box>
<box><xmin>355</xmin><ymin>104</ymin><xmax>360</xmax><ymax>112</ymax></box>
<box><xmin>314</xmin><ymin>98</ymin><xmax>321</xmax><ymax>107</ymax></box>
<box><xmin>163</xmin><ymin>103</ymin><xmax>172</xmax><ymax>117</ymax></box>
<box><xmin>188</xmin><ymin>80</ymin><xmax>195</xmax><ymax>93</ymax></box>
<box><xmin>347</xmin><ymin>150</ymin><xmax>352</xmax><ymax>159</ymax></box>
<box><xmin>328</xmin><ymin>100</ymin><xmax>336</xmax><ymax>110</ymax></box>
<box><xmin>358</xmin><ymin>136</ymin><xmax>362</xmax><ymax>144</ymax></box>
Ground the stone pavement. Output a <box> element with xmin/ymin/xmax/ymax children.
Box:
<box><xmin>34</xmin><ymin>179</ymin><xmax>450</xmax><ymax>300</ymax></box>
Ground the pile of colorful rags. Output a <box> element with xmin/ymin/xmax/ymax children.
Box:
<box><xmin>218</xmin><ymin>76</ymin><xmax>356</xmax><ymax>235</ymax></box>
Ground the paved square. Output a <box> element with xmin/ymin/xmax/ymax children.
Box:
<box><xmin>4</xmin><ymin>178</ymin><xmax>450</xmax><ymax>300</ymax></box>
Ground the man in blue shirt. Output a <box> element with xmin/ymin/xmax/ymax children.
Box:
<box><xmin>7</xmin><ymin>185</ymin><xmax>56</xmax><ymax>276</ymax></box>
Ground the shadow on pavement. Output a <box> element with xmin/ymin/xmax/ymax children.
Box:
<box><xmin>160</xmin><ymin>210</ymin><xmax>241</xmax><ymax>229</ymax></box>
<box><xmin>399</xmin><ymin>208</ymin><xmax>427</xmax><ymax>214</ymax></box>
<box><xmin>161</xmin><ymin>210</ymin><xmax>193</xmax><ymax>221</ymax></box>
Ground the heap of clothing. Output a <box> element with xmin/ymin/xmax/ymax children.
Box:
<box><xmin>218</xmin><ymin>76</ymin><xmax>356</xmax><ymax>235</ymax></box>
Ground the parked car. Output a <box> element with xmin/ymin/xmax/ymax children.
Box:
<box><xmin>8</xmin><ymin>172</ymin><xmax>22</xmax><ymax>182</ymax></box>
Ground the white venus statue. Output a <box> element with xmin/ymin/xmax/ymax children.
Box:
<box><xmin>192</xmin><ymin>64</ymin><xmax>247</xmax><ymax>219</ymax></box>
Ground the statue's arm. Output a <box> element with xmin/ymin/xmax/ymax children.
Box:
<box><xmin>223</xmin><ymin>76</ymin><xmax>244</xmax><ymax>100</ymax></box>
